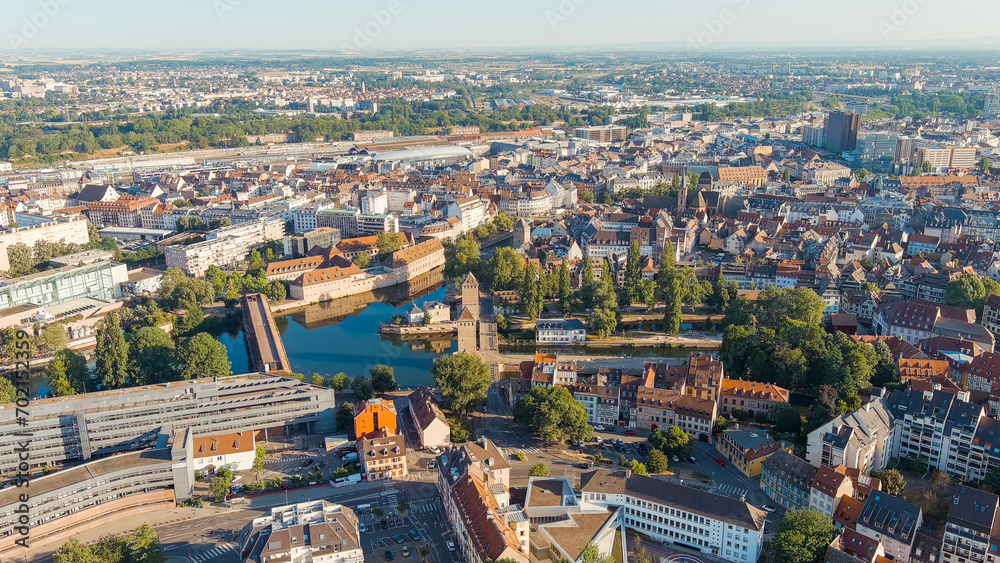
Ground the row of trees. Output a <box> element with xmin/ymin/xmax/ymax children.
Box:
<box><xmin>54</xmin><ymin>525</ymin><xmax>165</xmax><ymax>563</ymax></box>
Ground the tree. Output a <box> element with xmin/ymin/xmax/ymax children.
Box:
<box><xmin>95</xmin><ymin>312</ymin><xmax>129</xmax><ymax>389</ymax></box>
<box><xmin>46</xmin><ymin>353</ymin><xmax>77</xmax><ymax>397</ymax></box>
<box><xmin>210</xmin><ymin>467</ymin><xmax>234</xmax><ymax>502</ymax></box>
<box><xmin>6</xmin><ymin>242</ymin><xmax>34</xmax><ymax>277</ymax></box>
<box><xmin>629</xmin><ymin>459</ymin><xmax>648</xmax><ymax>476</ymax></box>
<box><xmin>247</xmin><ymin>249</ymin><xmax>265</xmax><ymax>274</ymax></box>
<box><xmin>127</xmin><ymin>524</ymin><xmax>166</xmax><ymax>563</ymax></box>
<box><xmin>311</xmin><ymin>373</ymin><xmax>326</xmax><ymax>386</ymax></box>
<box><xmin>337</xmin><ymin>402</ymin><xmax>355</xmax><ymax>434</ymax></box>
<box><xmin>0</xmin><ymin>375</ymin><xmax>17</xmax><ymax>404</ymax></box>
<box><xmin>582</xmin><ymin>256</ymin><xmax>595</xmax><ymax>285</ymax></box>
<box><xmin>713</xmin><ymin>416</ymin><xmax>729</xmax><ymax>434</ymax></box>
<box><xmin>330</xmin><ymin>372</ymin><xmax>350</xmax><ymax>391</ymax></box>
<box><xmin>351</xmin><ymin>376</ymin><xmax>374</xmax><ymax>401</ymax></box>
<box><xmin>353</xmin><ymin>251</ymin><xmax>373</xmax><ymax>269</ymax></box>
<box><xmin>176</xmin><ymin>333</ymin><xmax>231</xmax><ymax>380</ymax></box>
<box><xmin>370</xmin><ymin>364</ymin><xmax>397</xmax><ymax>394</ymax></box>
<box><xmin>984</xmin><ymin>466</ymin><xmax>1000</xmax><ymax>495</ymax></box>
<box><xmin>487</xmin><ymin>247</ymin><xmax>524</xmax><ymax>291</ymax></box>
<box><xmin>54</xmin><ymin>538</ymin><xmax>101</xmax><ymax>563</ymax></box>
<box><xmin>581</xmin><ymin>542</ymin><xmax>615</xmax><ymax>563</ymax></box>
<box><xmin>662</xmin><ymin>274</ymin><xmax>683</xmax><ymax>334</ymax></box>
<box><xmin>587</xmin><ymin>308</ymin><xmax>617</xmax><ymax>338</ymax></box>
<box><xmin>127</xmin><ymin>326</ymin><xmax>176</xmax><ymax>385</ymax></box>
<box><xmin>376</xmin><ymin>231</ymin><xmax>405</xmax><ymax>256</ymax></box>
<box><xmin>432</xmin><ymin>352</ymin><xmax>491</xmax><ymax>416</ymax></box>
<box><xmin>252</xmin><ymin>445</ymin><xmax>266</xmax><ymax>474</ymax></box>
<box><xmin>648</xmin><ymin>426</ymin><xmax>693</xmax><ymax>458</ymax></box>
<box><xmin>946</xmin><ymin>274</ymin><xmax>1000</xmax><ymax>314</ymax></box>
<box><xmin>981</xmin><ymin>156</ymin><xmax>992</xmax><ymax>175</ymax></box>
<box><xmin>879</xmin><ymin>468</ymin><xmax>907</xmax><ymax>496</ymax></box>
<box><xmin>444</xmin><ymin>238</ymin><xmax>481</xmax><ymax>282</ymax></box>
<box><xmin>772</xmin><ymin>509</ymin><xmax>838</xmax><ymax>563</ymax></box>
<box><xmin>513</xmin><ymin>386</ymin><xmax>592</xmax><ymax>443</ymax></box>
<box><xmin>521</xmin><ymin>263</ymin><xmax>542</xmax><ymax>319</ymax></box>
<box><xmin>37</xmin><ymin>323</ymin><xmax>69</xmax><ymax>354</ymax></box>
<box><xmin>529</xmin><ymin>463</ymin><xmax>551</xmax><ymax>477</ymax></box>
<box><xmin>396</xmin><ymin>499</ymin><xmax>411</xmax><ymax>517</ymax></box>
<box><xmin>448</xmin><ymin>417</ymin><xmax>471</xmax><ymax>442</ymax></box>
<box><xmin>493</xmin><ymin>211</ymin><xmax>514</xmax><ymax>232</ymax></box>
<box><xmin>646</xmin><ymin>449</ymin><xmax>669</xmax><ymax>473</ymax></box>
<box><xmin>558</xmin><ymin>260</ymin><xmax>571</xmax><ymax>310</ymax></box>
<box><xmin>774</xmin><ymin>405</ymin><xmax>803</xmax><ymax>435</ymax></box>
<box><xmin>625</xmin><ymin>240</ymin><xmax>642</xmax><ymax>302</ymax></box>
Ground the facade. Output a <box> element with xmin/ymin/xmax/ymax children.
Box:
<box><xmin>856</xmin><ymin>492</ymin><xmax>923</xmax><ymax>563</ymax></box>
<box><xmin>0</xmin><ymin>373</ymin><xmax>336</xmax><ymax>474</ymax></box>
<box><xmin>940</xmin><ymin>487</ymin><xmax>999</xmax><ymax>563</ymax></box>
<box><xmin>353</xmin><ymin>398</ymin><xmax>398</xmax><ymax>440</ymax></box>
<box><xmin>573</xmin><ymin>126</ymin><xmax>627</xmax><ymax>143</ymax></box>
<box><xmin>359</xmin><ymin>430</ymin><xmax>408</xmax><ymax>480</ymax></box>
<box><xmin>240</xmin><ymin>501</ymin><xmax>363</xmax><ymax>563</ymax></box>
<box><xmin>825</xmin><ymin>111</ymin><xmax>861</xmax><ymax>154</ymax></box>
<box><xmin>716</xmin><ymin>430</ymin><xmax>789</xmax><ymax>478</ymax></box>
<box><xmin>579</xmin><ymin>470</ymin><xmax>767</xmax><ymax>563</ymax></box>
<box><xmin>760</xmin><ymin>450</ymin><xmax>817</xmax><ymax>511</ymax></box>
<box><xmin>86</xmin><ymin>195</ymin><xmax>160</xmax><ymax>227</ymax></box>
<box><xmin>0</xmin><ymin>261</ymin><xmax>128</xmax><ymax>310</ymax></box>
<box><xmin>810</xmin><ymin>465</ymin><xmax>854</xmax><ymax>518</ymax></box>
<box><xmin>718</xmin><ymin>166</ymin><xmax>767</xmax><ymax>187</ymax></box>
<box><xmin>408</xmin><ymin>387</ymin><xmax>451</xmax><ymax>449</ymax></box>
<box><xmin>887</xmin><ymin>389</ymin><xmax>983</xmax><ymax>479</ymax></box>
<box><xmin>571</xmin><ymin>384</ymin><xmax>621</xmax><ymax>427</ymax></box>
<box><xmin>718</xmin><ymin>379</ymin><xmax>789</xmax><ymax>418</ymax></box>
<box><xmin>165</xmin><ymin>219</ymin><xmax>285</xmax><ymax>277</ymax></box>
<box><xmin>192</xmin><ymin>431</ymin><xmax>256</xmax><ymax>473</ymax></box>
<box><xmin>0</xmin><ymin>217</ymin><xmax>90</xmax><ymax>274</ymax></box>
<box><xmin>536</xmin><ymin>318</ymin><xmax>587</xmax><ymax>344</ymax></box>
<box><xmin>806</xmin><ymin>396</ymin><xmax>894</xmax><ymax>474</ymax></box>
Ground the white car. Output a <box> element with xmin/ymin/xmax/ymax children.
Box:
<box><xmin>360</xmin><ymin>523</ymin><xmax>367</xmax><ymax>533</ymax></box>
<box><xmin>593</xmin><ymin>425</ymin><xmax>605</xmax><ymax>431</ymax></box>
<box><xmin>428</xmin><ymin>446</ymin><xmax>441</xmax><ymax>454</ymax></box>
<box><xmin>762</xmin><ymin>505</ymin><xmax>776</xmax><ymax>513</ymax></box>
<box><xmin>447</xmin><ymin>541</ymin><xmax>456</xmax><ymax>552</ymax></box>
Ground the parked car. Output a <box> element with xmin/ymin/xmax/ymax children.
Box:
<box><xmin>672</xmin><ymin>455</ymin><xmax>679</xmax><ymax>462</ymax></box>
<box><xmin>593</xmin><ymin>425</ymin><xmax>605</xmax><ymax>431</ymax></box>
<box><xmin>381</xmin><ymin>521</ymin><xmax>388</xmax><ymax>530</ymax></box>
<box><xmin>762</xmin><ymin>505</ymin><xmax>776</xmax><ymax>513</ymax></box>
<box><xmin>385</xmin><ymin>550</ymin><xmax>394</xmax><ymax>561</ymax></box>
<box><xmin>402</xmin><ymin>547</ymin><xmax>411</xmax><ymax>557</ymax></box>
<box><xmin>407</xmin><ymin>530</ymin><xmax>422</xmax><ymax>541</ymax></box>
<box><xmin>715</xmin><ymin>458</ymin><xmax>726</xmax><ymax>467</ymax></box>
<box><xmin>360</xmin><ymin>523</ymin><xmax>367</xmax><ymax>533</ymax></box>
<box><xmin>688</xmin><ymin>456</ymin><xmax>697</xmax><ymax>463</ymax></box>
<box><xmin>624</xmin><ymin>429</ymin><xmax>636</xmax><ymax>436</ymax></box>
<box><xmin>392</xmin><ymin>534</ymin><xmax>405</xmax><ymax>544</ymax></box>
<box><xmin>578</xmin><ymin>462</ymin><xmax>593</xmax><ymax>469</ymax></box>
<box><xmin>428</xmin><ymin>446</ymin><xmax>441</xmax><ymax>454</ymax></box>
<box><xmin>447</xmin><ymin>541</ymin><xmax>456</xmax><ymax>552</ymax></box>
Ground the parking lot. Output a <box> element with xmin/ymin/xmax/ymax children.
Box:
<box><xmin>352</xmin><ymin>483</ymin><xmax>459</xmax><ymax>563</ymax></box>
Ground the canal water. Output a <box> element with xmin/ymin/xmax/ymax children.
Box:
<box><xmin>217</xmin><ymin>281</ymin><xmax>457</xmax><ymax>390</ymax></box>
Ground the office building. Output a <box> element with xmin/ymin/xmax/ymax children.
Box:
<box><xmin>0</xmin><ymin>373</ymin><xmax>336</xmax><ymax>474</ymax></box>
<box><xmin>986</xmin><ymin>92</ymin><xmax>1000</xmax><ymax>120</ymax></box>
<box><xmin>580</xmin><ymin>470</ymin><xmax>767</xmax><ymax>563</ymax></box>
<box><xmin>0</xmin><ymin>217</ymin><xmax>90</xmax><ymax>273</ymax></box>
<box><xmin>916</xmin><ymin>147</ymin><xmax>978</xmax><ymax>172</ymax></box>
<box><xmin>573</xmin><ymin>126</ymin><xmax>627</xmax><ymax>143</ymax></box>
<box><xmin>825</xmin><ymin>111</ymin><xmax>861</xmax><ymax>154</ymax></box>
<box><xmin>0</xmin><ymin>261</ymin><xmax>128</xmax><ymax>310</ymax></box>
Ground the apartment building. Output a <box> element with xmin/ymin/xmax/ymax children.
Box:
<box><xmin>536</xmin><ymin>318</ymin><xmax>587</xmax><ymax>345</ymax></box>
<box><xmin>940</xmin><ymin>487</ymin><xmax>998</xmax><ymax>563</ymax></box>
<box><xmin>810</xmin><ymin>465</ymin><xmax>854</xmax><ymax>517</ymax></box>
<box><xmin>806</xmin><ymin>396</ymin><xmax>894</xmax><ymax>473</ymax></box>
<box><xmin>359</xmin><ymin>430</ymin><xmax>408</xmax><ymax>481</ymax></box>
<box><xmin>0</xmin><ymin>373</ymin><xmax>336</xmax><ymax>474</ymax></box>
<box><xmin>352</xmin><ymin>129</ymin><xmax>394</xmax><ymax>142</ymax></box>
<box><xmin>525</xmin><ymin>477</ymin><xmax>621</xmax><ymax>563</ymax></box>
<box><xmin>887</xmin><ymin>389</ymin><xmax>984</xmax><ymax>479</ymax></box>
<box><xmin>408</xmin><ymin>387</ymin><xmax>451</xmax><ymax>449</ymax></box>
<box><xmin>240</xmin><ymin>501</ymin><xmax>364</xmax><ymax>563</ymax></box>
<box><xmin>856</xmin><ymin>492</ymin><xmax>923</xmax><ymax>563</ymax></box>
<box><xmin>873</xmin><ymin>298</ymin><xmax>974</xmax><ymax>345</ymax></box>
<box><xmin>165</xmin><ymin>219</ymin><xmax>285</xmax><ymax>277</ymax></box>
<box><xmin>0</xmin><ymin>261</ymin><xmax>128</xmax><ymax>310</ymax></box>
<box><xmin>571</xmin><ymin>384</ymin><xmax>621</xmax><ymax>427</ymax></box>
<box><xmin>916</xmin><ymin>147</ymin><xmax>978</xmax><ymax>172</ymax></box>
<box><xmin>982</xmin><ymin>295</ymin><xmax>1000</xmax><ymax>350</ymax></box>
<box><xmin>0</xmin><ymin>217</ymin><xmax>90</xmax><ymax>273</ymax></box>
<box><xmin>718</xmin><ymin>379</ymin><xmax>789</xmax><ymax>418</ymax></box>
<box><xmin>686</xmin><ymin>353</ymin><xmax>724</xmax><ymax>402</ymax></box>
<box><xmin>716</xmin><ymin>430</ymin><xmax>789</xmax><ymax>478</ymax></box>
<box><xmin>580</xmin><ymin>470</ymin><xmax>767</xmax><ymax>563</ymax></box>
<box><xmin>437</xmin><ymin>438</ymin><xmax>527</xmax><ymax>563</ymax></box>
<box><xmin>446</xmin><ymin>196</ymin><xmax>487</xmax><ymax>234</ymax></box>
<box><xmin>353</xmin><ymin>398</ymin><xmax>398</xmax><ymax>440</ymax></box>
<box><xmin>86</xmin><ymin>195</ymin><xmax>160</xmax><ymax>227</ymax></box>
<box><xmin>717</xmin><ymin>166</ymin><xmax>767</xmax><ymax>187</ymax></box>
<box><xmin>760</xmin><ymin>450</ymin><xmax>817</xmax><ymax>511</ymax></box>
<box><xmin>317</xmin><ymin>207</ymin><xmax>398</xmax><ymax>237</ymax></box>
<box><xmin>573</xmin><ymin>126</ymin><xmax>627</xmax><ymax>143</ymax></box>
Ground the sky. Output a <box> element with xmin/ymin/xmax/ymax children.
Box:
<box><xmin>1</xmin><ymin>0</ymin><xmax>999</xmax><ymax>52</ymax></box>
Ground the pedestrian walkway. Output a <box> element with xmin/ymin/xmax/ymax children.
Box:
<box><xmin>190</xmin><ymin>542</ymin><xmax>237</xmax><ymax>562</ymax></box>
<box><xmin>264</xmin><ymin>455</ymin><xmax>310</xmax><ymax>466</ymax></box>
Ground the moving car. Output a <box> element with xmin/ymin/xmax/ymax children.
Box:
<box><xmin>448</xmin><ymin>541</ymin><xmax>456</xmax><ymax>552</ymax></box>
<box><xmin>762</xmin><ymin>505</ymin><xmax>776</xmax><ymax>512</ymax></box>
<box><xmin>360</xmin><ymin>523</ymin><xmax>367</xmax><ymax>533</ymax></box>
<box><xmin>624</xmin><ymin>429</ymin><xmax>636</xmax><ymax>436</ymax></box>
<box><xmin>407</xmin><ymin>530</ymin><xmax>422</xmax><ymax>541</ymax></box>
<box><xmin>672</xmin><ymin>455</ymin><xmax>679</xmax><ymax>462</ymax></box>
<box><xmin>403</xmin><ymin>547</ymin><xmax>411</xmax><ymax>557</ymax></box>
<box><xmin>688</xmin><ymin>456</ymin><xmax>697</xmax><ymax>463</ymax></box>
<box><xmin>593</xmin><ymin>425</ymin><xmax>605</xmax><ymax>431</ymax></box>
<box><xmin>715</xmin><ymin>458</ymin><xmax>726</xmax><ymax>467</ymax></box>
<box><xmin>385</xmin><ymin>550</ymin><xmax>394</xmax><ymax>561</ymax></box>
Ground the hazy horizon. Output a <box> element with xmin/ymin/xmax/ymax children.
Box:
<box><xmin>2</xmin><ymin>0</ymin><xmax>999</xmax><ymax>53</ymax></box>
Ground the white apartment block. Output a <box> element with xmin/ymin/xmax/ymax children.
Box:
<box><xmin>165</xmin><ymin>219</ymin><xmax>285</xmax><ymax>277</ymax></box>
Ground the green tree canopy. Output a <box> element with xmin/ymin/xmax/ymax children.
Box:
<box><xmin>512</xmin><ymin>385</ymin><xmax>592</xmax><ymax>443</ymax></box>
<box><xmin>351</xmin><ymin>376</ymin><xmax>375</xmax><ymax>401</ymax></box>
<box><xmin>432</xmin><ymin>352</ymin><xmax>491</xmax><ymax>415</ymax></box>
<box><xmin>529</xmin><ymin>463</ymin><xmax>551</xmax><ymax>477</ymax></box>
<box><xmin>370</xmin><ymin>364</ymin><xmax>397</xmax><ymax>394</ymax></box>
<box><xmin>772</xmin><ymin>509</ymin><xmax>838</xmax><ymax>563</ymax></box>
<box><xmin>95</xmin><ymin>312</ymin><xmax>129</xmax><ymax>389</ymax></box>
<box><xmin>176</xmin><ymin>333</ymin><xmax>231</xmax><ymax>380</ymax></box>
<box><xmin>127</xmin><ymin>326</ymin><xmax>176</xmax><ymax>385</ymax></box>
<box><xmin>648</xmin><ymin>426</ymin><xmax>694</xmax><ymax>458</ymax></box>
<box><xmin>646</xmin><ymin>449</ymin><xmax>669</xmax><ymax>473</ymax></box>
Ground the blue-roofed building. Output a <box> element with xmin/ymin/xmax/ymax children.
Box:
<box><xmin>536</xmin><ymin>318</ymin><xmax>587</xmax><ymax>345</ymax></box>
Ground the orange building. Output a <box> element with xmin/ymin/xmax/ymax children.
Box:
<box><xmin>353</xmin><ymin>398</ymin><xmax>398</xmax><ymax>440</ymax></box>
